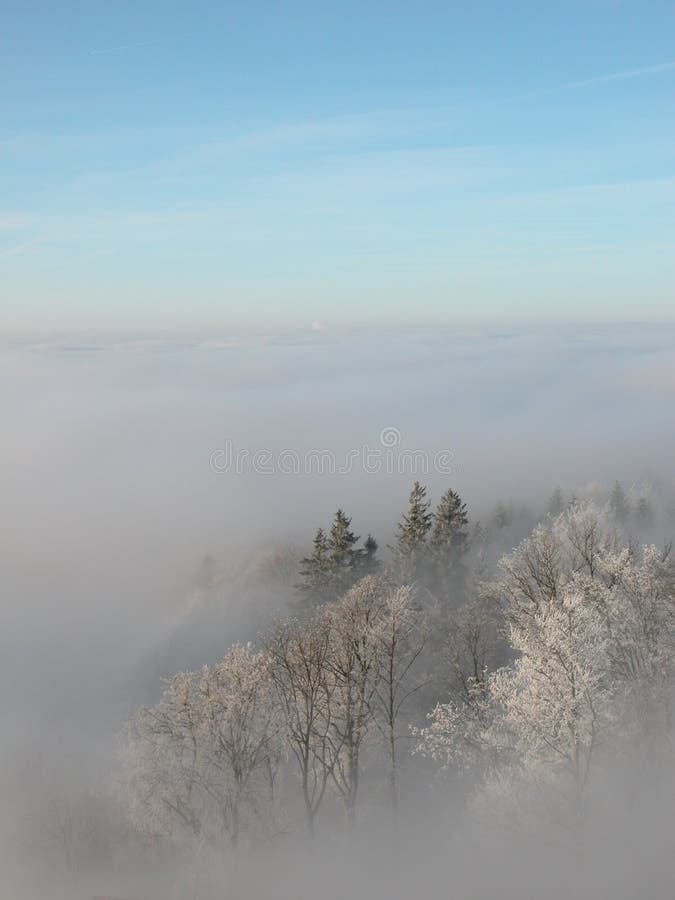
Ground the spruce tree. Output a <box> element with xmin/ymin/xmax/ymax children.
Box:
<box><xmin>391</xmin><ymin>481</ymin><xmax>432</xmax><ymax>584</ymax></box>
<box><xmin>610</xmin><ymin>481</ymin><xmax>629</xmax><ymax>524</ymax></box>
<box><xmin>296</xmin><ymin>511</ymin><xmax>379</xmax><ymax>611</ymax></box>
<box><xmin>327</xmin><ymin>509</ymin><xmax>362</xmax><ymax>597</ymax></box>
<box><xmin>327</xmin><ymin>509</ymin><xmax>359</xmax><ymax>566</ymax></box>
<box><xmin>358</xmin><ymin>534</ymin><xmax>381</xmax><ymax>576</ymax></box>
<box><xmin>431</xmin><ymin>489</ymin><xmax>468</xmax><ymax>557</ymax></box>
<box><xmin>493</xmin><ymin>501</ymin><xmax>511</xmax><ymax>530</ymax></box>
<box><xmin>636</xmin><ymin>496</ymin><xmax>654</xmax><ymax>527</ymax></box>
<box><xmin>430</xmin><ymin>488</ymin><xmax>469</xmax><ymax>608</ymax></box>
<box><xmin>297</xmin><ymin>527</ymin><xmax>331</xmax><ymax>610</ymax></box>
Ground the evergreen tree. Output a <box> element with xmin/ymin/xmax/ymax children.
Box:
<box><xmin>296</xmin><ymin>512</ymin><xmax>379</xmax><ymax>611</ymax></box>
<box><xmin>431</xmin><ymin>489</ymin><xmax>469</xmax><ymax>558</ymax></box>
<box><xmin>327</xmin><ymin>509</ymin><xmax>359</xmax><ymax>566</ymax></box>
<box><xmin>297</xmin><ymin>527</ymin><xmax>331</xmax><ymax>610</ymax></box>
<box><xmin>327</xmin><ymin>509</ymin><xmax>362</xmax><ymax>597</ymax></box>
<box><xmin>547</xmin><ymin>486</ymin><xmax>564</xmax><ymax>518</ymax></box>
<box><xmin>493</xmin><ymin>501</ymin><xmax>511</xmax><ymax>530</ymax></box>
<box><xmin>358</xmin><ymin>534</ymin><xmax>381</xmax><ymax>576</ymax></box>
<box><xmin>636</xmin><ymin>496</ymin><xmax>654</xmax><ymax>527</ymax></box>
<box><xmin>430</xmin><ymin>489</ymin><xmax>469</xmax><ymax>606</ymax></box>
<box><xmin>470</xmin><ymin>520</ymin><xmax>487</xmax><ymax>554</ymax></box>
<box><xmin>391</xmin><ymin>481</ymin><xmax>432</xmax><ymax>584</ymax></box>
<box><xmin>610</xmin><ymin>481</ymin><xmax>629</xmax><ymax>524</ymax></box>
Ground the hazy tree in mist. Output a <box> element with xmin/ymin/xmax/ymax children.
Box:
<box><xmin>391</xmin><ymin>481</ymin><xmax>432</xmax><ymax>584</ymax></box>
<box><xmin>118</xmin><ymin>490</ymin><xmax>674</xmax><ymax>855</ymax></box>
<box><xmin>492</xmin><ymin>501</ymin><xmax>512</xmax><ymax>531</ymax></box>
<box><xmin>445</xmin><ymin>583</ymin><xmax>501</xmax><ymax>707</ymax></box>
<box><xmin>266</xmin><ymin>616</ymin><xmax>338</xmax><ymax>837</ymax></box>
<box><xmin>197</xmin><ymin>645</ymin><xmax>282</xmax><ymax>847</ymax></box>
<box><xmin>626</xmin><ymin>481</ymin><xmax>656</xmax><ymax>530</ymax></box>
<box><xmin>431</xmin><ymin>489</ymin><xmax>469</xmax><ymax>558</ymax></box>
<box><xmin>597</xmin><ymin>543</ymin><xmax>675</xmax><ymax>754</ymax></box>
<box><xmin>123</xmin><ymin>669</ymin><xmax>204</xmax><ymax>842</ymax></box>
<box><xmin>371</xmin><ymin>585</ymin><xmax>427</xmax><ymax>817</ymax></box>
<box><xmin>636</xmin><ymin>495</ymin><xmax>654</xmax><ymax>526</ymax></box>
<box><xmin>297</xmin><ymin>511</ymin><xmax>378</xmax><ymax>611</ymax></box>
<box><xmin>297</xmin><ymin>527</ymin><xmax>331</xmax><ymax>611</ymax></box>
<box><xmin>268</xmin><ymin>575</ymin><xmax>423</xmax><ymax>830</ymax></box>
<box><xmin>328</xmin><ymin>509</ymin><xmax>360</xmax><ymax>574</ymax></box>
<box><xmin>322</xmin><ymin>575</ymin><xmax>387</xmax><ymax>827</ymax></box>
<box><xmin>122</xmin><ymin>645</ymin><xmax>281</xmax><ymax>850</ymax></box>
<box><xmin>16</xmin><ymin>753</ymin><xmax>124</xmax><ymax>880</ymax></box>
<box><xmin>360</xmin><ymin>533</ymin><xmax>381</xmax><ymax>577</ymax></box>
<box><xmin>429</xmin><ymin>488</ymin><xmax>469</xmax><ymax>609</ymax></box>
<box><xmin>256</xmin><ymin>543</ymin><xmax>304</xmax><ymax>588</ymax></box>
<box><xmin>547</xmin><ymin>486</ymin><xmax>565</xmax><ymax>518</ymax></box>
<box><xmin>489</xmin><ymin>531</ymin><xmax>674</xmax><ymax>811</ymax></box>
<box><xmin>610</xmin><ymin>480</ymin><xmax>629</xmax><ymax>524</ymax></box>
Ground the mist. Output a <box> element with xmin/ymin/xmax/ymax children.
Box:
<box><xmin>1</xmin><ymin>322</ymin><xmax>674</xmax><ymax>899</ymax></box>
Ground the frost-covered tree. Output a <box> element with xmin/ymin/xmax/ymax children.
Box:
<box><xmin>492</xmin><ymin>505</ymin><xmax>619</xmax><ymax>804</ymax></box>
<box><xmin>445</xmin><ymin>585</ymin><xmax>501</xmax><ymax>707</ymax></box>
<box><xmin>417</xmin><ymin>502</ymin><xmax>675</xmax><ymax>820</ymax></box>
<box><xmin>275</xmin><ymin>574</ymin><xmax>425</xmax><ymax>829</ymax></box>
<box><xmin>595</xmin><ymin>543</ymin><xmax>675</xmax><ymax>753</ymax></box>
<box><xmin>123</xmin><ymin>669</ymin><xmax>205</xmax><ymax>843</ymax></box>
<box><xmin>496</xmin><ymin>501</ymin><xmax>617</xmax><ymax>623</ymax></box>
<box><xmin>413</xmin><ymin>678</ymin><xmax>497</xmax><ymax>776</ymax></box>
<box><xmin>491</xmin><ymin>584</ymin><xmax>612</xmax><ymax>806</ymax></box>
<box><xmin>372</xmin><ymin>584</ymin><xmax>427</xmax><ymax>816</ymax></box>
<box><xmin>323</xmin><ymin>575</ymin><xmax>388</xmax><ymax>826</ymax></box>
<box><xmin>122</xmin><ymin>645</ymin><xmax>281</xmax><ymax>850</ymax></box>
<box><xmin>418</xmin><ymin>597</ymin><xmax>613</xmax><ymax>811</ymax></box>
<box><xmin>266</xmin><ymin>615</ymin><xmax>338</xmax><ymax>837</ymax></box>
<box><xmin>197</xmin><ymin>645</ymin><xmax>282</xmax><ymax>847</ymax></box>
<box><xmin>555</xmin><ymin>499</ymin><xmax>619</xmax><ymax>579</ymax></box>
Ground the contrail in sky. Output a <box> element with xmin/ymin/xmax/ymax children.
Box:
<box><xmin>0</xmin><ymin>238</ymin><xmax>45</xmax><ymax>261</ymax></box>
<box><xmin>564</xmin><ymin>60</ymin><xmax>675</xmax><ymax>89</ymax></box>
<box><xmin>90</xmin><ymin>33</ymin><xmax>192</xmax><ymax>56</ymax></box>
<box><xmin>508</xmin><ymin>60</ymin><xmax>675</xmax><ymax>103</ymax></box>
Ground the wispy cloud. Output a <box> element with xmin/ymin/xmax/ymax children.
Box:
<box><xmin>0</xmin><ymin>215</ymin><xmax>31</xmax><ymax>230</ymax></box>
<box><xmin>0</xmin><ymin>238</ymin><xmax>44</xmax><ymax>261</ymax></box>
<box><xmin>211</xmin><ymin>108</ymin><xmax>444</xmax><ymax>151</ymax></box>
<box><xmin>511</xmin><ymin>60</ymin><xmax>675</xmax><ymax>103</ymax></box>
<box><xmin>89</xmin><ymin>33</ymin><xmax>191</xmax><ymax>56</ymax></box>
<box><xmin>42</xmin><ymin>250</ymin><xmax>109</xmax><ymax>270</ymax></box>
<box><xmin>565</xmin><ymin>60</ymin><xmax>675</xmax><ymax>89</ymax></box>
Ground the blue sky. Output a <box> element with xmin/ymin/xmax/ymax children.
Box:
<box><xmin>2</xmin><ymin>1</ymin><xmax>673</xmax><ymax>330</ymax></box>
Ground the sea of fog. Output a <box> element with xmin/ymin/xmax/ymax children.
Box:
<box><xmin>1</xmin><ymin>321</ymin><xmax>673</xmax><ymax>738</ymax></box>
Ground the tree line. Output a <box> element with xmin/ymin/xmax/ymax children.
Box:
<box><xmin>122</xmin><ymin>483</ymin><xmax>675</xmax><ymax>853</ymax></box>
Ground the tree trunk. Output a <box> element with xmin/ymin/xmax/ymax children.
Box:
<box><xmin>389</xmin><ymin>722</ymin><xmax>398</xmax><ymax>823</ymax></box>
